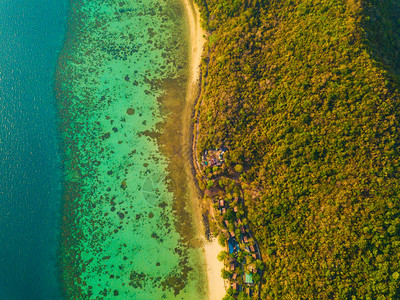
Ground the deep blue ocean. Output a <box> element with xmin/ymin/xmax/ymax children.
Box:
<box><xmin>0</xmin><ymin>0</ymin><xmax>67</xmax><ymax>299</ymax></box>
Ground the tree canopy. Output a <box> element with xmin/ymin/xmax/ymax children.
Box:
<box><xmin>194</xmin><ymin>0</ymin><xmax>400</xmax><ymax>298</ymax></box>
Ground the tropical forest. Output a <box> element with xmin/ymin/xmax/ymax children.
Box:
<box><xmin>193</xmin><ymin>0</ymin><xmax>400</xmax><ymax>298</ymax></box>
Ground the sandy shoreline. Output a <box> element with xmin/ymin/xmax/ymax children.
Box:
<box><xmin>203</xmin><ymin>238</ymin><xmax>226</xmax><ymax>300</ymax></box>
<box><xmin>181</xmin><ymin>0</ymin><xmax>226</xmax><ymax>299</ymax></box>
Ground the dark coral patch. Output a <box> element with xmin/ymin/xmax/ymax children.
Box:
<box><xmin>120</xmin><ymin>181</ymin><xmax>127</xmax><ymax>190</ymax></box>
<box><xmin>101</xmin><ymin>132</ymin><xmax>111</xmax><ymax>139</ymax></box>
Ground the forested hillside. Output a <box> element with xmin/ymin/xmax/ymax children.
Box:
<box><xmin>194</xmin><ymin>0</ymin><xmax>400</xmax><ymax>298</ymax></box>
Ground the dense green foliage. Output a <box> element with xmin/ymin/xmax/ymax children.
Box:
<box><xmin>195</xmin><ymin>0</ymin><xmax>400</xmax><ymax>298</ymax></box>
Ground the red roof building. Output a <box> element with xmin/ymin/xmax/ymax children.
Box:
<box><xmin>230</xmin><ymin>262</ymin><xmax>236</xmax><ymax>271</ymax></box>
<box><xmin>243</xmin><ymin>235</ymin><xmax>249</xmax><ymax>243</ymax></box>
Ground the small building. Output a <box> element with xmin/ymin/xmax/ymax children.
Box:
<box><xmin>240</xmin><ymin>226</ymin><xmax>245</xmax><ymax>234</ymax></box>
<box><xmin>230</xmin><ymin>262</ymin><xmax>236</xmax><ymax>271</ymax></box>
<box><xmin>232</xmin><ymin>282</ymin><xmax>239</xmax><ymax>291</ymax></box>
<box><xmin>224</xmin><ymin>220</ymin><xmax>229</xmax><ymax>227</ymax></box>
<box><xmin>252</xmin><ymin>253</ymin><xmax>258</xmax><ymax>259</ymax></box>
<box><xmin>229</xmin><ymin>231</ymin><xmax>235</xmax><ymax>237</ymax></box>
<box><xmin>247</xmin><ymin>263</ymin><xmax>255</xmax><ymax>273</ymax></box>
<box><xmin>234</xmin><ymin>206</ymin><xmax>238</xmax><ymax>213</ymax></box>
<box><xmin>244</xmin><ymin>273</ymin><xmax>254</xmax><ymax>285</ymax></box>
<box><xmin>222</xmin><ymin>207</ymin><xmax>227</xmax><ymax>214</ymax></box>
<box><xmin>243</xmin><ymin>235</ymin><xmax>249</xmax><ymax>244</ymax></box>
<box><xmin>250</xmin><ymin>245</ymin><xmax>256</xmax><ymax>252</ymax></box>
<box><xmin>232</xmin><ymin>273</ymin><xmax>238</xmax><ymax>280</ymax></box>
<box><xmin>219</xmin><ymin>200</ymin><xmax>225</xmax><ymax>207</ymax></box>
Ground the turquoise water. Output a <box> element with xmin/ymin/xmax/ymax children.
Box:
<box><xmin>0</xmin><ymin>0</ymin><xmax>67</xmax><ymax>299</ymax></box>
<box><xmin>56</xmin><ymin>0</ymin><xmax>206</xmax><ymax>298</ymax></box>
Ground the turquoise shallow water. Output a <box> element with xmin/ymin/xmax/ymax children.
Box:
<box><xmin>56</xmin><ymin>0</ymin><xmax>206</xmax><ymax>298</ymax></box>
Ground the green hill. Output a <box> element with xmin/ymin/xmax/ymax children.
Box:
<box><xmin>194</xmin><ymin>0</ymin><xmax>400</xmax><ymax>298</ymax></box>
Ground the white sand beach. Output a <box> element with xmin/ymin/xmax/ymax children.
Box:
<box><xmin>181</xmin><ymin>0</ymin><xmax>226</xmax><ymax>299</ymax></box>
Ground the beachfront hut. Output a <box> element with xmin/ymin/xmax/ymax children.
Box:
<box><xmin>244</xmin><ymin>273</ymin><xmax>254</xmax><ymax>285</ymax></box>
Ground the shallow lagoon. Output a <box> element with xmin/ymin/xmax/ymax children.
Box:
<box><xmin>56</xmin><ymin>0</ymin><xmax>206</xmax><ymax>298</ymax></box>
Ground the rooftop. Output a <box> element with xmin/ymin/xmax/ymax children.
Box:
<box><xmin>244</xmin><ymin>273</ymin><xmax>253</xmax><ymax>284</ymax></box>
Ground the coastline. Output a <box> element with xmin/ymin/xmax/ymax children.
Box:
<box><xmin>180</xmin><ymin>0</ymin><xmax>226</xmax><ymax>299</ymax></box>
<box><xmin>57</xmin><ymin>0</ymin><xmax>210</xmax><ymax>297</ymax></box>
